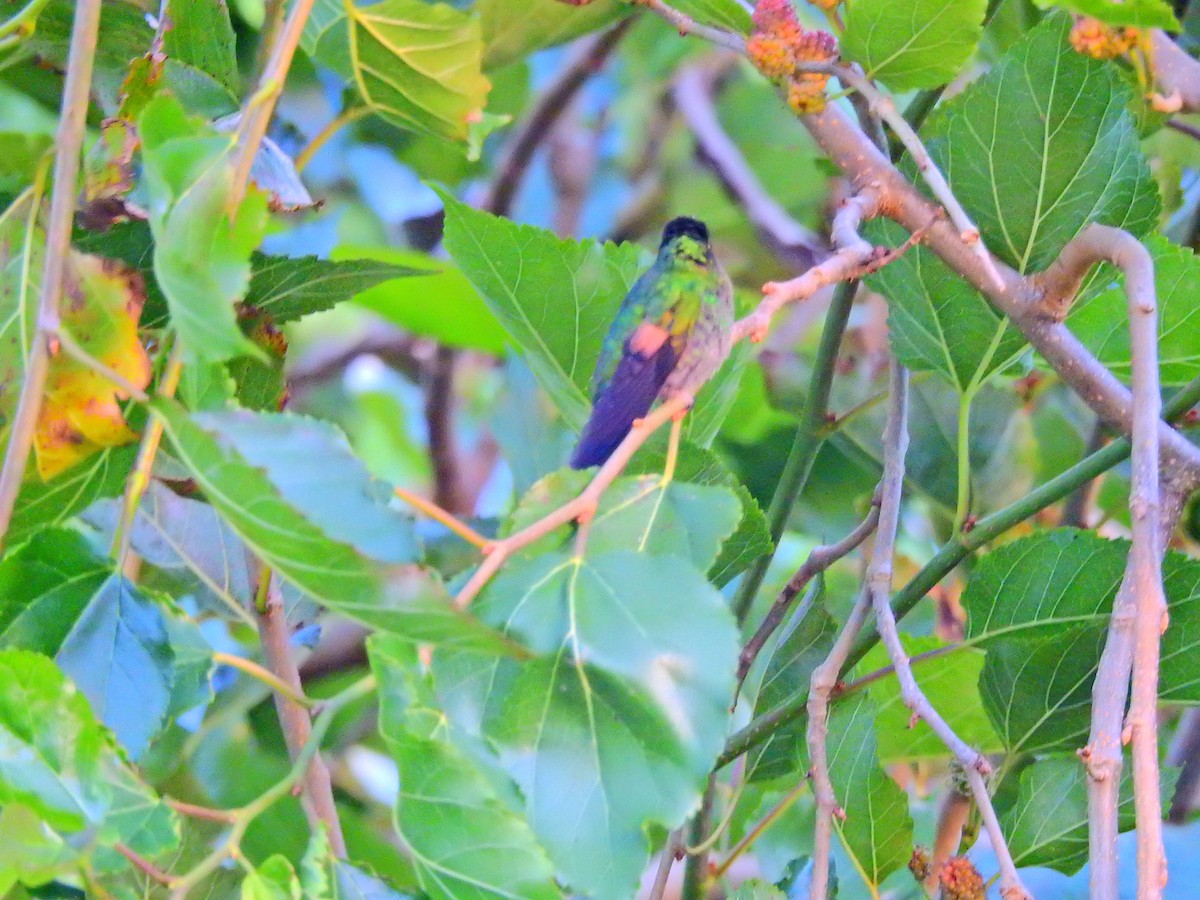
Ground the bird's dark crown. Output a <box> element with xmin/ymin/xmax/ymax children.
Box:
<box><xmin>660</xmin><ymin>216</ymin><xmax>709</xmax><ymax>249</ymax></box>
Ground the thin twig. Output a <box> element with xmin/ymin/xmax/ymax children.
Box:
<box><xmin>647</xmin><ymin>828</ymin><xmax>685</xmax><ymax>900</ymax></box>
<box><xmin>212</xmin><ymin>650</ymin><xmax>315</xmax><ymax>709</ymax></box>
<box><xmin>228</xmin><ymin>0</ymin><xmax>315</xmax><ymax>213</ymax></box>
<box><xmin>718</xmin><ymin>374</ymin><xmax>1200</xmax><ymax>768</ymax></box>
<box><xmin>0</xmin><ymin>0</ymin><xmax>102</xmax><ymax>548</ymax></box>
<box><xmin>867</xmin><ymin>363</ymin><xmax>1029</xmax><ymax>899</ymax></box>
<box><xmin>294</xmin><ymin>105</ymin><xmax>369</xmax><ymax>173</ymax></box>
<box><xmin>113</xmin><ymin>340</ymin><xmax>184</xmax><ymax>566</ymax></box>
<box><xmin>814</xmin><ymin>62</ymin><xmax>1007</xmax><ymax>293</ymax></box>
<box><xmin>736</xmin><ymin>492</ymin><xmax>881</xmax><ymax>695</ymax></box>
<box><xmin>115</xmin><ymin>844</ymin><xmax>172</xmax><ymax>885</ymax></box>
<box><xmin>393</xmin><ymin>485</ymin><xmax>489</xmax><ymax>548</ymax></box>
<box><xmin>48</xmin><ymin>327</ymin><xmax>150</xmax><ymax>402</ymax></box>
<box><xmin>733</xmin><ymin>188</ymin><xmax>881</xmax><ymax>343</ymax></box>
<box><xmin>807</xmin><ymin>361</ymin><xmax>910</xmax><ymax>900</ymax></box>
<box><xmin>166</xmin><ymin>675</ymin><xmax>375</xmax><ymax>898</ymax></box>
<box><xmin>713</xmin><ymin>780</ymin><xmax>805</xmax><ymax>880</ymax></box>
<box><xmin>806</xmin><ymin>584</ymin><xmax>874</xmax><ymax>898</ymax></box>
<box><xmin>425</xmin><ymin>344</ymin><xmax>466</xmax><ymax>514</ymax></box>
<box><xmin>253</xmin><ymin>566</ymin><xmax>347</xmax><ymax>857</ymax></box>
<box><xmin>633</xmin><ymin>0</ymin><xmax>746</xmax><ymax>52</ymax></box>
<box><xmin>453</xmin><ymin>393</ymin><xmax>693</xmax><ymax>608</ymax></box>
<box><xmin>165</xmin><ymin>798</ymin><xmax>238</xmax><ymax>823</ymax></box>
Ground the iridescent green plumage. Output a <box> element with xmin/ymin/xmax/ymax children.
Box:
<box><xmin>571</xmin><ymin>217</ymin><xmax>733</xmax><ymax>469</ymax></box>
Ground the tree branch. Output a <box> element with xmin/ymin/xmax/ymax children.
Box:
<box><xmin>453</xmin><ymin>393</ymin><xmax>693</xmax><ymax>608</ymax></box>
<box><xmin>424</xmin><ymin>344</ymin><xmax>466</xmax><ymax>514</ymax></box>
<box><xmin>807</xmin><ymin>361</ymin><xmax>910</xmax><ymax>900</ymax></box>
<box><xmin>633</xmin><ymin>0</ymin><xmax>746</xmax><ymax>51</ymax></box>
<box><xmin>481</xmin><ymin>18</ymin><xmax>634</xmax><ymax>217</ymax></box>
<box><xmin>717</xmin><ymin>371</ymin><xmax>1200</xmax><ymax>768</ymax></box>
<box><xmin>736</xmin><ymin>490</ymin><xmax>880</xmax><ymax>693</ymax></box>
<box><xmin>866</xmin><ymin>363</ymin><xmax>1030</xmax><ymax>899</ymax></box>
<box><xmin>0</xmin><ymin>0</ymin><xmax>101</xmax><ymax>548</ymax></box>
<box><xmin>733</xmin><ymin>188</ymin><xmax>881</xmax><ymax>343</ymax></box>
<box><xmin>674</xmin><ymin>58</ymin><xmax>826</xmax><ymax>272</ymax></box>
<box><xmin>253</xmin><ymin>566</ymin><xmax>347</xmax><ymax>857</ymax></box>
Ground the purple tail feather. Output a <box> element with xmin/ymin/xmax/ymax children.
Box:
<box><xmin>570</xmin><ymin>341</ymin><xmax>676</xmax><ymax>469</ymax></box>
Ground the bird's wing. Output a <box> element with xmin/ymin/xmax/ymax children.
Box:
<box><xmin>570</xmin><ymin>318</ymin><xmax>681</xmax><ymax>469</ymax></box>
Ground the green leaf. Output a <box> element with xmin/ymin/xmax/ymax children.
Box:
<box><xmin>0</xmin><ymin>528</ymin><xmax>174</xmax><ymax>758</ymax></box>
<box><xmin>0</xmin><ymin>649</ymin><xmax>110</xmax><ymax>831</ymax></box>
<box><xmin>861</xmin><ymin>635</ymin><xmax>1001</xmax><ymax>762</ymax></box>
<box><xmin>866</xmin><ymin>222</ymin><xmax>1026</xmax><ymax>393</ymax></box>
<box><xmin>162</xmin><ymin>0</ymin><xmax>240</xmax><ymax>94</ymax></box>
<box><xmin>247</xmin><ymin>254</ymin><xmax>428</xmax><ymax>325</ymax></box>
<box><xmin>505</xmin><ymin>468</ymin><xmax>742</xmax><ymax>573</ymax></box>
<box><xmin>153</xmin><ymin>402</ymin><xmax>514</xmax><ymax>653</ymax></box>
<box><xmin>138</xmin><ymin>94</ymin><xmax>268</xmax><ymax>362</ymax></box>
<box><xmin>749</xmin><ymin>596</ymin><xmax>838</xmax><ymax>782</ymax></box>
<box><xmin>345</xmin><ymin>0</ymin><xmax>491</xmax><ymax>141</ymax></box>
<box><xmin>244</xmin><ymin>855</ymin><xmax>302</xmax><ymax>900</ymax></box>
<box><xmin>441</xmin><ymin>192</ymin><xmax>646</xmax><ymax>429</ymax></box>
<box><xmin>478</xmin><ymin>0</ymin><xmax>627</xmax><ymax>69</ymax></box>
<box><xmin>728</xmin><ymin>882</ymin><xmax>786</xmax><ymax>900</ymax></box>
<box><xmin>0</xmin><ymin>132</ymin><xmax>50</xmax><ymax>193</ymax></box>
<box><xmin>8</xmin><ymin>445</ymin><xmax>137</xmax><ymax>550</ymax></box>
<box><xmin>962</xmin><ymin>530</ymin><xmax>1200</xmax><ymax>753</ymax></box>
<box><xmin>1001</xmin><ymin>756</ymin><xmax>1179</xmax><ymax>874</ymax></box>
<box><xmin>842</xmin><ymin>0</ymin><xmax>988</xmax><ymax>91</ymax></box>
<box><xmin>370</xmin><ymin>636</ymin><xmax>561</xmax><ymax>900</ymax></box>
<box><xmin>932</xmin><ymin>11</ymin><xmax>1159</xmax><ymax>273</ymax></box>
<box><xmin>1069</xmin><ymin>235</ymin><xmax>1200</xmax><ymax>386</ymax></box>
<box><xmin>334</xmin><ymin>246</ymin><xmax>508</xmax><ymax>353</ymax></box>
<box><xmin>300</xmin><ymin>0</ymin><xmax>354</xmax><ymax>77</ymax></box>
<box><xmin>1032</xmin><ymin>0</ymin><xmax>1180</xmax><ymax>30</ymax></box>
<box><xmin>469</xmin><ymin>550</ymin><xmax>738</xmax><ymax>898</ymax></box>
<box><xmin>826</xmin><ymin>692</ymin><xmax>914</xmax><ymax>890</ymax></box>
<box><xmin>672</xmin><ymin>0</ymin><xmax>752</xmax><ymax>33</ymax></box>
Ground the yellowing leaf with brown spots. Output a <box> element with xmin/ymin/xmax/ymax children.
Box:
<box><xmin>33</xmin><ymin>253</ymin><xmax>150</xmax><ymax>480</ymax></box>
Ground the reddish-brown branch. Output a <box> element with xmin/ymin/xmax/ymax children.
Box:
<box><xmin>737</xmin><ymin>491</ymin><xmax>881</xmax><ymax>693</ymax></box>
<box><xmin>254</xmin><ymin>568</ymin><xmax>347</xmax><ymax>856</ymax></box>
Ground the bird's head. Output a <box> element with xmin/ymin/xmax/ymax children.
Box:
<box><xmin>658</xmin><ymin>216</ymin><xmax>712</xmax><ymax>267</ymax></box>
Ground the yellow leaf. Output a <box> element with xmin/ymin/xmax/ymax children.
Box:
<box><xmin>34</xmin><ymin>253</ymin><xmax>151</xmax><ymax>480</ymax></box>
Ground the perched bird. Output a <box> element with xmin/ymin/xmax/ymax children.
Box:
<box><xmin>570</xmin><ymin>216</ymin><xmax>733</xmax><ymax>469</ymax></box>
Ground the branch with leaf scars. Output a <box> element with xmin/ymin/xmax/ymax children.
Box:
<box><xmin>453</xmin><ymin>393</ymin><xmax>693</xmax><ymax>608</ymax></box>
<box><xmin>805</xmin><ymin>363</ymin><xmax>906</xmax><ymax>900</ymax></box>
<box><xmin>736</xmin><ymin>490</ymin><xmax>880</xmax><ymax>694</ymax></box>
<box><xmin>866</xmin><ymin>364</ymin><xmax>1030</xmax><ymax>900</ymax></box>
<box><xmin>253</xmin><ymin>566</ymin><xmax>347</xmax><ymax>857</ymax></box>
<box><xmin>674</xmin><ymin>58</ymin><xmax>826</xmax><ymax>272</ymax></box>
<box><xmin>733</xmin><ymin>187</ymin><xmax>881</xmax><ymax>343</ymax></box>
<box><xmin>1041</xmin><ymin>226</ymin><xmax>1172</xmax><ymax>897</ymax></box>
<box><xmin>0</xmin><ymin>0</ymin><xmax>101</xmax><ymax>548</ymax></box>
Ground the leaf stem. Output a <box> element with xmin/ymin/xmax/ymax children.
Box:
<box><xmin>729</xmin><ymin>281</ymin><xmax>858</xmax><ymax>624</ymax></box>
<box><xmin>212</xmin><ymin>650</ymin><xmax>315</xmax><ymax>709</ymax></box>
<box><xmin>112</xmin><ymin>339</ymin><xmax>184</xmax><ymax>567</ymax></box>
<box><xmin>953</xmin><ymin>390</ymin><xmax>973</xmax><ymax>534</ymax></box>
<box><xmin>712</xmin><ymin>780</ymin><xmax>806</xmax><ymax>880</ymax></box>
<box><xmin>294</xmin><ymin>106</ymin><xmax>369</xmax><ymax>173</ymax></box>
<box><xmin>393</xmin><ymin>485</ymin><xmax>489</xmax><ymax>549</ymax></box>
<box><xmin>166</xmin><ymin>674</ymin><xmax>376</xmax><ymax>898</ymax></box>
<box><xmin>0</xmin><ymin>0</ymin><xmax>102</xmax><ymax>549</ymax></box>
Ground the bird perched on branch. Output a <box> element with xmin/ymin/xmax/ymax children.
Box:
<box><xmin>571</xmin><ymin>216</ymin><xmax>733</xmax><ymax>471</ymax></box>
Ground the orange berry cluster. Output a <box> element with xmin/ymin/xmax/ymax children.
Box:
<box><xmin>907</xmin><ymin>846</ymin><xmax>933</xmax><ymax>883</ymax></box>
<box><xmin>938</xmin><ymin>856</ymin><xmax>986</xmax><ymax>900</ymax></box>
<box><xmin>746</xmin><ymin>0</ymin><xmax>838</xmax><ymax>113</ymax></box>
<box><xmin>1070</xmin><ymin>16</ymin><xmax>1138</xmax><ymax>60</ymax></box>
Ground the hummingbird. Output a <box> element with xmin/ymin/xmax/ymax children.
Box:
<box><xmin>570</xmin><ymin>216</ymin><xmax>733</xmax><ymax>470</ymax></box>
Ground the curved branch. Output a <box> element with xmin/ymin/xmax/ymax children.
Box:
<box><xmin>674</xmin><ymin>59</ymin><xmax>826</xmax><ymax>272</ymax></box>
